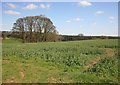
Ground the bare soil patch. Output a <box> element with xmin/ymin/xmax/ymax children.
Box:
<box><xmin>105</xmin><ymin>48</ymin><xmax>115</xmax><ymax>57</ymax></box>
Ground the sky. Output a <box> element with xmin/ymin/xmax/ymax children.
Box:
<box><xmin>1</xmin><ymin>0</ymin><xmax>119</xmax><ymax>2</ymax></box>
<box><xmin>1</xmin><ymin>1</ymin><xmax>118</xmax><ymax>36</ymax></box>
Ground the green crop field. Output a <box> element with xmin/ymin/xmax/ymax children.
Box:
<box><xmin>2</xmin><ymin>38</ymin><xmax>118</xmax><ymax>83</ymax></box>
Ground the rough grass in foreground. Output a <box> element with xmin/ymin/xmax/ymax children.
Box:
<box><xmin>2</xmin><ymin>38</ymin><xmax>118</xmax><ymax>83</ymax></box>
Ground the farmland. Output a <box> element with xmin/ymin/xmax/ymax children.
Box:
<box><xmin>2</xmin><ymin>38</ymin><xmax>118</xmax><ymax>83</ymax></box>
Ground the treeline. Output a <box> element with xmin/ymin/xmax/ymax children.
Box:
<box><xmin>1</xmin><ymin>14</ymin><xmax>119</xmax><ymax>42</ymax></box>
<box><xmin>1</xmin><ymin>31</ymin><xmax>119</xmax><ymax>41</ymax></box>
<box><xmin>62</xmin><ymin>35</ymin><xmax>119</xmax><ymax>41</ymax></box>
<box><xmin>11</xmin><ymin>15</ymin><xmax>61</xmax><ymax>43</ymax></box>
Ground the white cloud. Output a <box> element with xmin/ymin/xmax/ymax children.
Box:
<box><xmin>66</xmin><ymin>20</ymin><xmax>71</xmax><ymax>23</ymax></box>
<box><xmin>46</xmin><ymin>4</ymin><xmax>50</xmax><ymax>8</ymax></box>
<box><xmin>6</xmin><ymin>3</ymin><xmax>17</xmax><ymax>8</ymax></box>
<box><xmin>74</xmin><ymin>18</ymin><xmax>81</xmax><ymax>21</ymax></box>
<box><xmin>66</xmin><ymin>17</ymin><xmax>82</xmax><ymax>23</ymax></box>
<box><xmin>95</xmin><ymin>11</ymin><xmax>104</xmax><ymax>14</ymax></box>
<box><xmin>23</xmin><ymin>4</ymin><xmax>38</xmax><ymax>10</ymax></box>
<box><xmin>79</xmin><ymin>1</ymin><xmax>92</xmax><ymax>7</ymax></box>
<box><xmin>73</xmin><ymin>17</ymin><xmax>83</xmax><ymax>22</ymax></box>
<box><xmin>4</xmin><ymin>10</ymin><xmax>20</xmax><ymax>15</ymax></box>
<box><xmin>40</xmin><ymin>4</ymin><xmax>50</xmax><ymax>9</ymax></box>
<box><xmin>109</xmin><ymin>16</ymin><xmax>115</xmax><ymax>20</ymax></box>
<box><xmin>40</xmin><ymin>4</ymin><xmax>46</xmax><ymax>8</ymax></box>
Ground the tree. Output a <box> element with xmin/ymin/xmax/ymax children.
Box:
<box><xmin>12</xmin><ymin>15</ymin><xmax>59</xmax><ymax>42</ymax></box>
<box><xmin>78</xmin><ymin>33</ymin><xmax>84</xmax><ymax>36</ymax></box>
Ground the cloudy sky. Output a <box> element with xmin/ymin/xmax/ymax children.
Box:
<box><xmin>1</xmin><ymin>1</ymin><xmax>118</xmax><ymax>36</ymax></box>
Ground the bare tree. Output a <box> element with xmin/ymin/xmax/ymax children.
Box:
<box><xmin>12</xmin><ymin>15</ymin><xmax>59</xmax><ymax>42</ymax></box>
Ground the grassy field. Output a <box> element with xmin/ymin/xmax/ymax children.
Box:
<box><xmin>2</xmin><ymin>38</ymin><xmax>118</xmax><ymax>83</ymax></box>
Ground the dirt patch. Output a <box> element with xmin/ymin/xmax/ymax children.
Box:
<box><xmin>18</xmin><ymin>64</ymin><xmax>25</xmax><ymax>80</ymax></box>
<box><xmin>6</xmin><ymin>77</ymin><xmax>17</xmax><ymax>83</ymax></box>
<box><xmin>105</xmin><ymin>48</ymin><xmax>115</xmax><ymax>57</ymax></box>
<box><xmin>20</xmin><ymin>71</ymin><xmax>25</xmax><ymax>79</ymax></box>
<box><xmin>4</xmin><ymin>64</ymin><xmax>25</xmax><ymax>83</ymax></box>
<box><xmin>85</xmin><ymin>56</ymin><xmax>101</xmax><ymax>69</ymax></box>
<box><xmin>48</xmin><ymin>77</ymin><xmax>63</xmax><ymax>83</ymax></box>
<box><xmin>48</xmin><ymin>77</ymin><xmax>57</xmax><ymax>83</ymax></box>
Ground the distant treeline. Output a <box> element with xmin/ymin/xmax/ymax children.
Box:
<box><xmin>62</xmin><ymin>35</ymin><xmax>119</xmax><ymax>41</ymax></box>
<box><xmin>1</xmin><ymin>15</ymin><xmax>119</xmax><ymax>42</ymax></box>
<box><xmin>1</xmin><ymin>31</ymin><xmax>119</xmax><ymax>42</ymax></box>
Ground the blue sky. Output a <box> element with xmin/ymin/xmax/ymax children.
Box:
<box><xmin>2</xmin><ymin>1</ymin><xmax>118</xmax><ymax>36</ymax></box>
<box><xmin>1</xmin><ymin>0</ymin><xmax>119</xmax><ymax>2</ymax></box>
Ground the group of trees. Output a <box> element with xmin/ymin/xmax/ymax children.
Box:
<box><xmin>12</xmin><ymin>15</ymin><xmax>60</xmax><ymax>43</ymax></box>
<box><xmin>2</xmin><ymin>15</ymin><xmax>117</xmax><ymax>42</ymax></box>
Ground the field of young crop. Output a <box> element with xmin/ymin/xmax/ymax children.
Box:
<box><xmin>2</xmin><ymin>38</ymin><xmax>118</xmax><ymax>83</ymax></box>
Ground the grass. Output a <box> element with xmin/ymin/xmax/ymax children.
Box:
<box><xmin>2</xmin><ymin>38</ymin><xmax>118</xmax><ymax>83</ymax></box>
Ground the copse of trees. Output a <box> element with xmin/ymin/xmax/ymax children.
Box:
<box><xmin>12</xmin><ymin>15</ymin><xmax>60</xmax><ymax>43</ymax></box>
<box><xmin>2</xmin><ymin>14</ymin><xmax>119</xmax><ymax>42</ymax></box>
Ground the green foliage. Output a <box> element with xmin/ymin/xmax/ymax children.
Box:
<box><xmin>3</xmin><ymin>39</ymin><xmax>107</xmax><ymax>67</ymax></box>
<box><xmin>87</xmin><ymin>57</ymin><xmax>118</xmax><ymax>76</ymax></box>
<box><xmin>2</xmin><ymin>39</ymin><xmax>118</xmax><ymax>83</ymax></box>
